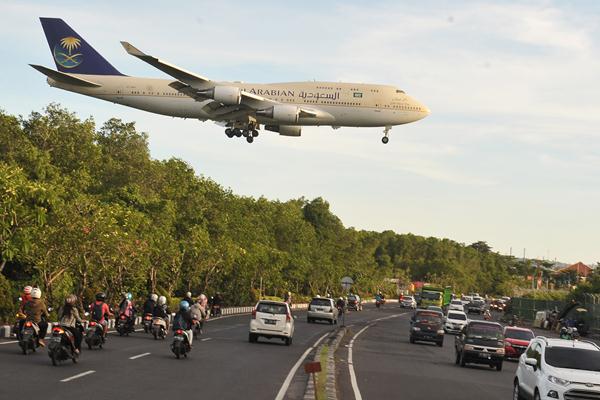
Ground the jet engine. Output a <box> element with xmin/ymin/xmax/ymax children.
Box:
<box><xmin>257</xmin><ymin>105</ymin><xmax>300</xmax><ymax>124</ymax></box>
<box><xmin>265</xmin><ymin>125</ymin><xmax>302</xmax><ymax>137</ymax></box>
<box><xmin>198</xmin><ymin>86</ymin><xmax>241</xmax><ymax>105</ymax></box>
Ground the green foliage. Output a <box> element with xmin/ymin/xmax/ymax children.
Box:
<box><xmin>0</xmin><ymin>105</ymin><xmax>528</xmax><ymax>321</ymax></box>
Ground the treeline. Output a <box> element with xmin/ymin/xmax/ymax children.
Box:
<box><xmin>0</xmin><ymin>105</ymin><xmax>519</xmax><ymax>321</ymax></box>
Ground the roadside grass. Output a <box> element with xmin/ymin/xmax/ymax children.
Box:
<box><xmin>316</xmin><ymin>345</ymin><xmax>329</xmax><ymax>399</ymax></box>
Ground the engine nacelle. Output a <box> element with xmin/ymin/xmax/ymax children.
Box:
<box><xmin>265</xmin><ymin>125</ymin><xmax>302</xmax><ymax>137</ymax></box>
<box><xmin>257</xmin><ymin>105</ymin><xmax>300</xmax><ymax>124</ymax></box>
<box><xmin>199</xmin><ymin>86</ymin><xmax>241</xmax><ymax>105</ymax></box>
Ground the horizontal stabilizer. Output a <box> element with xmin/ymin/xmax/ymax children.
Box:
<box><xmin>29</xmin><ymin>64</ymin><xmax>101</xmax><ymax>87</ymax></box>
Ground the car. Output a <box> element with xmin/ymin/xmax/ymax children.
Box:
<box><xmin>427</xmin><ymin>305</ymin><xmax>443</xmax><ymax>313</ymax></box>
<box><xmin>307</xmin><ymin>297</ymin><xmax>338</xmax><ymax>324</ymax></box>
<box><xmin>410</xmin><ymin>309</ymin><xmax>445</xmax><ymax>347</ymax></box>
<box><xmin>467</xmin><ymin>299</ymin><xmax>486</xmax><ymax>314</ymax></box>
<box><xmin>445</xmin><ymin>311</ymin><xmax>468</xmax><ymax>334</ymax></box>
<box><xmin>400</xmin><ymin>296</ymin><xmax>417</xmax><ymax>309</ymax></box>
<box><xmin>414</xmin><ymin>293</ymin><xmax>422</xmax><ymax>306</ymax></box>
<box><xmin>455</xmin><ymin>320</ymin><xmax>504</xmax><ymax>371</ymax></box>
<box><xmin>461</xmin><ymin>295</ymin><xmax>473</xmax><ymax>305</ymax></box>
<box><xmin>503</xmin><ymin>326</ymin><xmax>534</xmax><ymax>360</ymax></box>
<box><xmin>347</xmin><ymin>294</ymin><xmax>362</xmax><ymax>311</ymax></box>
<box><xmin>513</xmin><ymin>337</ymin><xmax>600</xmax><ymax>400</ymax></box>
<box><xmin>448</xmin><ymin>299</ymin><xmax>465</xmax><ymax>312</ymax></box>
<box><xmin>249</xmin><ymin>300</ymin><xmax>294</xmax><ymax>345</ymax></box>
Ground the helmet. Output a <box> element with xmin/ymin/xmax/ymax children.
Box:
<box><xmin>339</xmin><ymin>297</ymin><xmax>344</xmax><ymax>301</ymax></box>
<box><xmin>96</xmin><ymin>292</ymin><xmax>106</xmax><ymax>301</ymax></box>
<box><xmin>158</xmin><ymin>296</ymin><xmax>166</xmax><ymax>305</ymax></box>
<box><xmin>23</xmin><ymin>286</ymin><xmax>32</xmax><ymax>295</ymax></box>
<box><xmin>150</xmin><ymin>294</ymin><xmax>158</xmax><ymax>302</ymax></box>
<box><xmin>179</xmin><ymin>300</ymin><xmax>190</xmax><ymax>311</ymax></box>
<box><xmin>199</xmin><ymin>294</ymin><xmax>207</xmax><ymax>302</ymax></box>
<box><xmin>125</xmin><ymin>292</ymin><xmax>132</xmax><ymax>301</ymax></box>
<box><xmin>66</xmin><ymin>294</ymin><xmax>77</xmax><ymax>305</ymax></box>
<box><xmin>186</xmin><ymin>292</ymin><xmax>192</xmax><ymax>298</ymax></box>
<box><xmin>31</xmin><ymin>288</ymin><xmax>42</xmax><ymax>299</ymax></box>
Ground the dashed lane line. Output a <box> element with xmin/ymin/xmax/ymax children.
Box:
<box><xmin>129</xmin><ymin>352</ymin><xmax>151</xmax><ymax>360</ymax></box>
<box><xmin>201</xmin><ymin>337</ymin><xmax>212</xmax><ymax>341</ymax></box>
<box><xmin>274</xmin><ymin>331</ymin><xmax>330</xmax><ymax>400</ymax></box>
<box><xmin>60</xmin><ymin>370</ymin><xmax>96</xmax><ymax>382</ymax></box>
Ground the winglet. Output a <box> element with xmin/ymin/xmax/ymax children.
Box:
<box><xmin>120</xmin><ymin>41</ymin><xmax>146</xmax><ymax>58</ymax></box>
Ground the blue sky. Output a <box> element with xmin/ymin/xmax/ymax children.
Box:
<box><xmin>1</xmin><ymin>0</ymin><xmax>599</xmax><ymax>264</ymax></box>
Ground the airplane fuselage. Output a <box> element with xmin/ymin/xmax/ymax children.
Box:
<box><xmin>48</xmin><ymin>75</ymin><xmax>429</xmax><ymax>127</ymax></box>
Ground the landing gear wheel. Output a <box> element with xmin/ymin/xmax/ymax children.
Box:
<box><xmin>242</xmin><ymin>130</ymin><xmax>249</xmax><ymax>137</ymax></box>
<box><xmin>225</xmin><ymin>128</ymin><xmax>233</xmax><ymax>138</ymax></box>
<box><xmin>246</xmin><ymin>136</ymin><xmax>254</xmax><ymax>144</ymax></box>
<box><xmin>382</xmin><ymin>136</ymin><xmax>389</xmax><ymax>144</ymax></box>
<box><xmin>252</xmin><ymin>129</ymin><xmax>259</xmax><ymax>137</ymax></box>
<box><xmin>234</xmin><ymin>129</ymin><xmax>242</xmax><ymax>137</ymax></box>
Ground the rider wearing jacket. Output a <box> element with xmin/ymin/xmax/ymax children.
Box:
<box><xmin>59</xmin><ymin>294</ymin><xmax>83</xmax><ymax>352</ymax></box>
<box><xmin>89</xmin><ymin>293</ymin><xmax>113</xmax><ymax>338</ymax></box>
<box><xmin>23</xmin><ymin>288</ymin><xmax>49</xmax><ymax>347</ymax></box>
<box><xmin>153</xmin><ymin>295</ymin><xmax>170</xmax><ymax>329</ymax></box>
<box><xmin>118</xmin><ymin>292</ymin><xmax>136</xmax><ymax>330</ymax></box>
<box><xmin>172</xmin><ymin>301</ymin><xmax>194</xmax><ymax>346</ymax></box>
<box><xmin>143</xmin><ymin>294</ymin><xmax>158</xmax><ymax>315</ymax></box>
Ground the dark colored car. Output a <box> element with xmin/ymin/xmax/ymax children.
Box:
<box><xmin>503</xmin><ymin>326</ymin><xmax>534</xmax><ymax>359</ymax></box>
<box><xmin>409</xmin><ymin>309</ymin><xmax>444</xmax><ymax>347</ymax></box>
<box><xmin>467</xmin><ymin>299</ymin><xmax>486</xmax><ymax>314</ymax></box>
<box><xmin>455</xmin><ymin>321</ymin><xmax>504</xmax><ymax>371</ymax></box>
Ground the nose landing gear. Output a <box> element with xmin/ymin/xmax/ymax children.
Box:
<box><xmin>382</xmin><ymin>126</ymin><xmax>391</xmax><ymax>144</ymax></box>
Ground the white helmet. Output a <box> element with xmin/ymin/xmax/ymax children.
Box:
<box><xmin>31</xmin><ymin>288</ymin><xmax>42</xmax><ymax>299</ymax></box>
<box><xmin>158</xmin><ymin>296</ymin><xmax>167</xmax><ymax>305</ymax></box>
<box><xmin>199</xmin><ymin>294</ymin><xmax>207</xmax><ymax>302</ymax></box>
<box><xmin>150</xmin><ymin>293</ymin><xmax>158</xmax><ymax>302</ymax></box>
<box><xmin>186</xmin><ymin>292</ymin><xmax>192</xmax><ymax>298</ymax></box>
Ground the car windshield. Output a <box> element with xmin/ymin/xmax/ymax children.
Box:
<box><xmin>451</xmin><ymin>300</ymin><xmax>462</xmax><ymax>305</ymax></box>
<box><xmin>468</xmin><ymin>324</ymin><xmax>502</xmax><ymax>340</ymax></box>
<box><xmin>505</xmin><ymin>329</ymin><xmax>534</xmax><ymax>341</ymax></box>
<box><xmin>416</xmin><ymin>315</ymin><xmax>442</xmax><ymax>324</ymax></box>
<box><xmin>404</xmin><ymin>297</ymin><xmax>414</xmax><ymax>301</ymax></box>
<box><xmin>448</xmin><ymin>313</ymin><xmax>466</xmax><ymax>320</ymax></box>
<box><xmin>310</xmin><ymin>299</ymin><xmax>331</xmax><ymax>307</ymax></box>
<box><xmin>256</xmin><ymin>303</ymin><xmax>287</xmax><ymax>315</ymax></box>
<box><xmin>421</xmin><ymin>291</ymin><xmax>440</xmax><ymax>300</ymax></box>
<box><xmin>545</xmin><ymin>347</ymin><xmax>600</xmax><ymax>371</ymax></box>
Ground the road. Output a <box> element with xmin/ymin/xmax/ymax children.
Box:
<box><xmin>337</xmin><ymin>307</ymin><xmax>518</xmax><ymax>400</ymax></box>
<box><xmin>0</xmin><ymin>305</ymin><xmax>385</xmax><ymax>400</ymax></box>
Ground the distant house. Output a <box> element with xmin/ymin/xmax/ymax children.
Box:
<box><xmin>554</xmin><ymin>262</ymin><xmax>592</xmax><ymax>280</ymax></box>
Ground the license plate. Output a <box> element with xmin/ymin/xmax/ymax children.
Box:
<box><xmin>264</xmin><ymin>319</ymin><xmax>276</xmax><ymax>325</ymax></box>
<box><xmin>51</xmin><ymin>337</ymin><xmax>61</xmax><ymax>342</ymax></box>
<box><xmin>479</xmin><ymin>353</ymin><xmax>491</xmax><ymax>359</ymax></box>
<box><xmin>174</xmin><ymin>336</ymin><xmax>184</xmax><ymax>341</ymax></box>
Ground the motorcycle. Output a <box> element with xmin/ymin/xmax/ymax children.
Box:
<box><xmin>211</xmin><ymin>303</ymin><xmax>222</xmax><ymax>317</ymax></box>
<box><xmin>171</xmin><ymin>329</ymin><xmax>191</xmax><ymax>359</ymax></box>
<box><xmin>483</xmin><ymin>310</ymin><xmax>492</xmax><ymax>321</ymax></box>
<box><xmin>375</xmin><ymin>298</ymin><xmax>386</xmax><ymax>309</ymax></box>
<box><xmin>19</xmin><ymin>320</ymin><xmax>40</xmax><ymax>355</ymax></box>
<box><xmin>116</xmin><ymin>313</ymin><xmax>135</xmax><ymax>336</ymax></box>
<box><xmin>47</xmin><ymin>325</ymin><xmax>78</xmax><ymax>365</ymax></box>
<box><xmin>85</xmin><ymin>320</ymin><xmax>104</xmax><ymax>350</ymax></box>
<box><xmin>12</xmin><ymin>312</ymin><xmax>26</xmax><ymax>340</ymax></box>
<box><xmin>560</xmin><ymin>326</ymin><xmax>580</xmax><ymax>340</ymax></box>
<box><xmin>151</xmin><ymin>317</ymin><xmax>167</xmax><ymax>340</ymax></box>
<box><xmin>142</xmin><ymin>313</ymin><xmax>153</xmax><ymax>333</ymax></box>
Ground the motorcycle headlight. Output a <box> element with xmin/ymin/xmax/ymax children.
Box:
<box><xmin>412</xmin><ymin>327</ymin><xmax>421</xmax><ymax>331</ymax></box>
<box><xmin>437</xmin><ymin>330</ymin><xmax>445</xmax><ymax>334</ymax></box>
<box><xmin>547</xmin><ymin>375</ymin><xmax>570</xmax><ymax>387</ymax></box>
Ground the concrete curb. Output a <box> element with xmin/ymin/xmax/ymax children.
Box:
<box><xmin>303</xmin><ymin>327</ymin><xmax>347</xmax><ymax>400</ymax></box>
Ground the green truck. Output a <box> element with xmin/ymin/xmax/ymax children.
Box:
<box><xmin>419</xmin><ymin>285</ymin><xmax>453</xmax><ymax>308</ymax></box>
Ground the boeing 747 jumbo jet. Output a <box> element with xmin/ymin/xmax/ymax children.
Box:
<box><xmin>32</xmin><ymin>18</ymin><xmax>430</xmax><ymax>144</ymax></box>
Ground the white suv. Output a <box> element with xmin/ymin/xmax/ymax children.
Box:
<box><xmin>249</xmin><ymin>300</ymin><xmax>294</xmax><ymax>345</ymax></box>
<box><xmin>514</xmin><ymin>337</ymin><xmax>600</xmax><ymax>400</ymax></box>
<box><xmin>448</xmin><ymin>299</ymin><xmax>465</xmax><ymax>312</ymax></box>
<box><xmin>444</xmin><ymin>310</ymin><xmax>468</xmax><ymax>334</ymax></box>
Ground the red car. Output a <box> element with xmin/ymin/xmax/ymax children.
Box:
<box><xmin>503</xmin><ymin>326</ymin><xmax>534</xmax><ymax>359</ymax></box>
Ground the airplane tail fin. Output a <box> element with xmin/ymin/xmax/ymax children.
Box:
<box><xmin>39</xmin><ymin>17</ymin><xmax>123</xmax><ymax>75</ymax></box>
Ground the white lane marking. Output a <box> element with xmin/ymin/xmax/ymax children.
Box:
<box><xmin>348</xmin><ymin>324</ymin><xmax>371</xmax><ymax>400</ymax></box>
<box><xmin>129</xmin><ymin>352</ymin><xmax>151</xmax><ymax>360</ymax></box>
<box><xmin>60</xmin><ymin>370</ymin><xmax>96</xmax><ymax>382</ymax></box>
<box><xmin>0</xmin><ymin>340</ymin><xmax>18</xmax><ymax>345</ymax></box>
<box><xmin>201</xmin><ymin>337</ymin><xmax>212</xmax><ymax>341</ymax></box>
<box><xmin>274</xmin><ymin>331</ymin><xmax>329</xmax><ymax>400</ymax></box>
<box><xmin>349</xmin><ymin>313</ymin><xmax>407</xmax><ymax>400</ymax></box>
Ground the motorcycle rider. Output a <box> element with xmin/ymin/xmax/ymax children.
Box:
<box><xmin>23</xmin><ymin>287</ymin><xmax>49</xmax><ymax>347</ymax></box>
<box><xmin>183</xmin><ymin>292</ymin><xmax>194</xmax><ymax>308</ymax></box>
<box><xmin>212</xmin><ymin>292</ymin><xmax>223</xmax><ymax>317</ymax></box>
<box><xmin>336</xmin><ymin>297</ymin><xmax>346</xmax><ymax>314</ymax></box>
<box><xmin>483</xmin><ymin>309</ymin><xmax>492</xmax><ymax>320</ymax></box>
<box><xmin>16</xmin><ymin>285</ymin><xmax>33</xmax><ymax>339</ymax></box>
<box><xmin>153</xmin><ymin>295</ymin><xmax>170</xmax><ymax>330</ymax></box>
<box><xmin>172</xmin><ymin>300</ymin><xmax>194</xmax><ymax>347</ymax></box>
<box><xmin>190</xmin><ymin>297</ymin><xmax>206</xmax><ymax>336</ymax></box>
<box><xmin>89</xmin><ymin>292</ymin><xmax>113</xmax><ymax>339</ymax></box>
<box><xmin>58</xmin><ymin>294</ymin><xmax>83</xmax><ymax>353</ymax></box>
<box><xmin>143</xmin><ymin>294</ymin><xmax>158</xmax><ymax>316</ymax></box>
<box><xmin>118</xmin><ymin>292</ymin><xmax>136</xmax><ymax>331</ymax></box>
<box><xmin>284</xmin><ymin>291</ymin><xmax>292</xmax><ymax>307</ymax></box>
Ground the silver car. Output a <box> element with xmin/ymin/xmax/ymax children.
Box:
<box><xmin>307</xmin><ymin>297</ymin><xmax>338</xmax><ymax>324</ymax></box>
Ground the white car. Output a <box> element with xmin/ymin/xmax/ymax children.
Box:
<box><xmin>400</xmin><ymin>296</ymin><xmax>417</xmax><ymax>309</ymax></box>
<box><xmin>514</xmin><ymin>337</ymin><xmax>600</xmax><ymax>400</ymax></box>
<box><xmin>448</xmin><ymin>299</ymin><xmax>465</xmax><ymax>312</ymax></box>
<box><xmin>444</xmin><ymin>311</ymin><xmax>468</xmax><ymax>334</ymax></box>
<box><xmin>307</xmin><ymin>297</ymin><xmax>338</xmax><ymax>324</ymax></box>
<box><xmin>249</xmin><ymin>300</ymin><xmax>294</xmax><ymax>345</ymax></box>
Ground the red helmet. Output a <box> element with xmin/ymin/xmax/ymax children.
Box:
<box><xmin>23</xmin><ymin>286</ymin><xmax>32</xmax><ymax>295</ymax></box>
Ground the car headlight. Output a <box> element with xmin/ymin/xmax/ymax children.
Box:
<box><xmin>504</xmin><ymin>341</ymin><xmax>512</xmax><ymax>347</ymax></box>
<box><xmin>547</xmin><ymin>375</ymin><xmax>570</xmax><ymax>386</ymax></box>
<box><xmin>412</xmin><ymin>327</ymin><xmax>421</xmax><ymax>331</ymax></box>
<box><xmin>463</xmin><ymin>344</ymin><xmax>475</xmax><ymax>351</ymax></box>
<box><xmin>496</xmin><ymin>348</ymin><xmax>505</xmax><ymax>355</ymax></box>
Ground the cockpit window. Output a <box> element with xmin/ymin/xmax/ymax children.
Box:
<box><xmin>396</xmin><ymin>90</ymin><xmax>405</xmax><ymax>94</ymax></box>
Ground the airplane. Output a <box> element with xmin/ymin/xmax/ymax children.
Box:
<box><xmin>31</xmin><ymin>18</ymin><xmax>430</xmax><ymax>144</ymax></box>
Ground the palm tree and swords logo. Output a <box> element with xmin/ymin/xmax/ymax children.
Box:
<box><xmin>53</xmin><ymin>36</ymin><xmax>83</xmax><ymax>68</ymax></box>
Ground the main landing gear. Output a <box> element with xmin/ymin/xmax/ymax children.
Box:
<box><xmin>382</xmin><ymin>125</ymin><xmax>391</xmax><ymax>144</ymax></box>
<box><xmin>225</xmin><ymin>124</ymin><xmax>259</xmax><ymax>144</ymax></box>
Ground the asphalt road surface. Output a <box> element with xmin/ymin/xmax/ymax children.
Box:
<box><xmin>0</xmin><ymin>305</ymin><xmax>386</xmax><ymax>400</ymax></box>
<box><xmin>337</xmin><ymin>307</ymin><xmax>518</xmax><ymax>400</ymax></box>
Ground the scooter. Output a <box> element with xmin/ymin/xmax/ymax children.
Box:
<box><xmin>116</xmin><ymin>313</ymin><xmax>135</xmax><ymax>336</ymax></box>
<box><xmin>19</xmin><ymin>320</ymin><xmax>40</xmax><ymax>355</ymax></box>
<box><xmin>142</xmin><ymin>313</ymin><xmax>153</xmax><ymax>333</ymax></box>
<box><xmin>85</xmin><ymin>320</ymin><xmax>104</xmax><ymax>349</ymax></box>
<box><xmin>47</xmin><ymin>325</ymin><xmax>78</xmax><ymax>365</ymax></box>
<box><xmin>171</xmin><ymin>329</ymin><xmax>191</xmax><ymax>359</ymax></box>
<box><xmin>152</xmin><ymin>317</ymin><xmax>167</xmax><ymax>340</ymax></box>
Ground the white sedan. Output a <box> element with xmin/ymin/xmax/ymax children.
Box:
<box><xmin>249</xmin><ymin>300</ymin><xmax>294</xmax><ymax>345</ymax></box>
